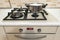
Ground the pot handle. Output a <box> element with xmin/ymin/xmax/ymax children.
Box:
<box><xmin>42</xmin><ymin>4</ymin><xmax>48</xmax><ymax>8</ymax></box>
<box><xmin>15</xmin><ymin>35</ymin><xmax>47</xmax><ymax>39</ymax></box>
<box><xmin>25</xmin><ymin>4</ymin><xmax>30</xmax><ymax>7</ymax></box>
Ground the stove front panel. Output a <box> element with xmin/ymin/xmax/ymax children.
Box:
<box><xmin>4</xmin><ymin>26</ymin><xmax>57</xmax><ymax>34</ymax></box>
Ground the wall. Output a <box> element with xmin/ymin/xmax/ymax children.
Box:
<box><xmin>0</xmin><ymin>0</ymin><xmax>10</xmax><ymax>8</ymax></box>
<box><xmin>0</xmin><ymin>0</ymin><xmax>60</xmax><ymax>8</ymax></box>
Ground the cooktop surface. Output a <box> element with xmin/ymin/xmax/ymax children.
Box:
<box><xmin>3</xmin><ymin>8</ymin><xmax>48</xmax><ymax>20</ymax></box>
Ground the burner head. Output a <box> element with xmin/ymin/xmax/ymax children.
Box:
<box><xmin>32</xmin><ymin>13</ymin><xmax>39</xmax><ymax>17</ymax></box>
<box><xmin>10</xmin><ymin>11</ymin><xmax>23</xmax><ymax>18</ymax></box>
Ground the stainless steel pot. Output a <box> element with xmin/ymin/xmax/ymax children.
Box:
<box><xmin>25</xmin><ymin>3</ymin><xmax>48</xmax><ymax>13</ymax></box>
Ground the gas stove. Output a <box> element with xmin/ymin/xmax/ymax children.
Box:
<box><xmin>3</xmin><ymin>7</ymin><xmax>48</xmax><ymax>20</ymax></box>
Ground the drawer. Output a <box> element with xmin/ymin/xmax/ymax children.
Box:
<box><xmin>0</xmin><ymin>27</ymin><xmax>4</xmax><ymax>34</ymax></box>
<box><xmin>4</xmin><ymin>26</ymin><xmax>57</xmax><ymax>33</ymax></box>
<box><xmin>6</xmin><ymin>34</ymin><xmax>55</xmax><ymax>40</ymax></box>
<box><xmin>0</xmin><ymin>27</ymin><xmax>7</xmax><ymax>40</ymax></box>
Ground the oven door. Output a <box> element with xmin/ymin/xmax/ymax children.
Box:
<box><xmin>6</xmin><ymin>34</ymin><xmax>55</xmax><ymax>40</ymax></box>
<box><xmin>15</xmin><ymin>34</ymin><xmax>46</xmax><ymax>39</ymax></box>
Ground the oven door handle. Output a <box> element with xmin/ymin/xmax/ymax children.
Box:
<box><xmin>15</xmin><ymin>35</ymin><xmax>47</xmax><ymax>39</ymax></box>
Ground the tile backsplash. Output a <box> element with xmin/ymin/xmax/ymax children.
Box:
<box><xmin>0</xmin><ymin>0</ymin><xmax>10</xmax><ymax>8</ymax></box>
<box><xmin>0</xmin><ymin>0</ymin><xmax>60</xmax><ymax>8</ymax></box>
<box><xmin>10</xmin><ymin>0</ymin><xmax>60</xmax><ymax>8</ymax></box>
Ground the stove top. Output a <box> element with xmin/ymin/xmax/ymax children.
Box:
<box><xmin>3</xmin><ymin>8</ymin><xmax>48</xmax><ymax>20</ymax></box>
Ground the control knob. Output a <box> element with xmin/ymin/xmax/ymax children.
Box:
<box><xmin>19</xmin><ymin>29</ymin><xmax>23</xmax><ymax>32</ymax></box>
<box><xmin>37</xmin><ymin>29</ymin><xmax>41</xmax><ymax>32</ymax></box>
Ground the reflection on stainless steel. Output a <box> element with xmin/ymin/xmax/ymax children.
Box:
<box><xmin>15</xmin><ymin>34</ymin><xmax>46</xmax><ymax>39</ymax></box>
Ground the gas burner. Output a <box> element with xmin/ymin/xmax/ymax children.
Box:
<box><xmin>31</xmin><ymin>13</ymin><xmax>39</xmax><ymax>17</ymax></box>
<box><xmin>10</xmin><ymin>13</ymin><xmax>23</xmax><ymax>19</ymax></box>
<box><xmin>10</xmin><ymin>10</ymin><xmax>23</xmax><ymax>19</ymax></box>
<box><xmin>3</xmin><ymin>8</ymin><xmax>48</xmax><ymax>20</ymax></box>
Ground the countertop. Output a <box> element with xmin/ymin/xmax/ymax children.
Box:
<box><xmin>0</xmin><ymin>8</ymin><xmax>60</xmax><ymax>26</ymax></box>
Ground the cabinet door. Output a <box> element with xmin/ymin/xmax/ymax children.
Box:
<box><xmin>55</xmin><ymin>27</ymin><xmax>60</xmax><ymax>40</ymax></box>
<box><xmin>0</xmin><ymin>27</ymin><xmax>7</xmax><ymax>40</ymax></box>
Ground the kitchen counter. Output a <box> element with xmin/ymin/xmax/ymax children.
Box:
<box><xmin>0</xmin><ymin>8</ymin><xmax>60</xmax><ymax>26</ymax></box>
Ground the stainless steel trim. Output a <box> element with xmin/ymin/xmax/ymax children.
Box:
<box><xmin>6</xmin><ymin>33</ymin><xmax>56</xmax><ymax>34</ymax></box>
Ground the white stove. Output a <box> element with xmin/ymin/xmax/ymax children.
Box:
<box><xmin>0</xmin><ymin>8</ymin><xmax>59</xmax><ymax>40</ymax></box>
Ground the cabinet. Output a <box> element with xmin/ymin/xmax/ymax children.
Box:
<box><xmin>0</xmin><ymin>27</ymin><xmax>7</xmax><ymax>40</ymax></box>
<box><xmin>54</xmin><ymin>27</ymin><xmax>60</xmax><ymax>40</ymax></box>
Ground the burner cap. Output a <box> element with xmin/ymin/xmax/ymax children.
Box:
<box><xmin>32</xmin><ymin>13</ymin><xmax>39</xmax><ymax>17</ymax></box>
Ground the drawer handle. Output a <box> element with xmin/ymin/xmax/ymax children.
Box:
<box><xmin>15</xmin><ymin>35</ymin><xmax>46</xmax><ymax>39</ymax></box>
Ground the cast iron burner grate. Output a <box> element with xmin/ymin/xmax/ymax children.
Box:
<box><xmin>3</xmin><ymin>8</ymin><xmax>47</xmax><ymax>20</ymax></box>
